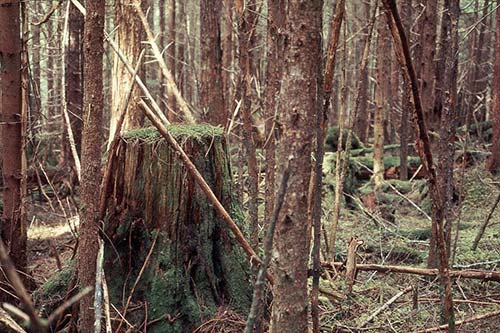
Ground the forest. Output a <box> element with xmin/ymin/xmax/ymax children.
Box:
<box><xmin>1</xmin><ymin>0</ymin><xmax>500</xmax><ymax>332</ymax></box>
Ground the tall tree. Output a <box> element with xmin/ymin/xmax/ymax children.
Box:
<box><xmin>264</xmin><ymin>0</ymin><xmax>285</xmax><ymax>222</ymax></box>
<box><xmin>63</xmin><ymin>2</ymin><xmax>84</xmax><ymax>161</ymax></box>
<box><xmin>373</xmin><ymin>10</ymin><xmax>390</xmax><ymax>188</ymax></box>
<box><xmin>77</xmin><ymin>0</ymin><xmax>105</xmax><ymax>331</ymax></box>
<box><xmin>0</xmin><ymin>0</ymin><xmax>27</xmax><ymax>285</ymax></box>
<box><xmin>488</xmin><ymin>0</ymin><xmax>500</xmax><ymax>172</ymax></box>
<box><xmin>109</xmin><ymin>0</ymin><xmax>144</xmax><ymax>142</ymax></box>
<box><xmin>200</xmin><ymin>0</ymin><xmax>225</xmax><ymax>125</ymax></box>
<box><xmin>271</xmin><ymin>0</ymin><xmax>322</xmax><ymax>331</ymax></box>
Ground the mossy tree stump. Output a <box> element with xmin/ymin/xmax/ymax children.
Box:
<box><xmin>103</xmin><ymin>124</ymin><xmax>252</xmax><ymax>332</ymax></box>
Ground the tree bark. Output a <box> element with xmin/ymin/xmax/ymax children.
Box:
<box><xmin>77</xmin><ymin>0</ymin><xmax>105</xmax><ymax>331</ymax></box>
<box><xmin>63</xmin><ymin>1</ymin><xmax>83</xmax><ymax>160</ymax></box>
<box><xmin>488</xmin><ymin>0</ymin><xmax>500</xmax><ymax>172</ymax></box>
<box><xmin>0</xmin><ymin>0</ymin><xmax>27</xmax><ymax>293</ymax></box>
<box><xmin>200</xmin><ymin>0</ymin><xmax>225</xmax><ymax>126</ymax></box>
<box><xmin>264</xmin><ymin>0</ymin><xmax>285</xmax><ymax>224</ymax></box>
<box><xmin>271</xmin><ymin>1</ymin><xmax>322</xmax><ymax>332</ymax></box>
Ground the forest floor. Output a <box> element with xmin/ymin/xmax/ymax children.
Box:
<box><xmin>23</xmin><ymin>152</ymin><xmax>500</xmax><ymax>332</ymax></box>
<box><xmin>320</xmin><ymin>160</ymin><xmax>500</xmax><ymax>332</ymax></box>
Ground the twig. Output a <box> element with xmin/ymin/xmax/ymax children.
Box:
<box><xmin>46</xmin><ymin>287</ymin><xmax>93</xmax><ymax>326</ymax></box>
<box><xmin>416</xmin><ymin>309</ymin><xmax>500</xmax><ymax>332</ymax></box>
<box><xmin>359</xmin><ymin>286</ymin><xmax>412</xmax><ymax>328</ymax></box>
<box><xmin>102</xmin><ymin>274</ymin><xmax>112</xmax><ymax>333</ymax></box>
<box><xmin>244</xmin><ymin>166</ymin><xmax>290</xmax><ymax>333</ymax></box>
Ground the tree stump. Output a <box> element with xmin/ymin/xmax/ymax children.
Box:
<box><xmin>102</xmin><ymin>125</ymin><xmax>251</xmax><ymax>332</ymax></box>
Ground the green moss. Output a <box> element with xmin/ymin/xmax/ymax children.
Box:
<box><xmin>123</xmin><ymin>124</ymin><xmax>224</xmax><ymax>143</ymax></box>
<box><xmin>325</xmin><ymin>126</ymin><xmax>364</xmax><ymax>152</ymax></box>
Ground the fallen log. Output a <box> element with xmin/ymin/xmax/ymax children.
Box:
<box><xmin>322</xmin><ymin>262</ymin><xmax>500</xmax><ymax>282</ymax></box>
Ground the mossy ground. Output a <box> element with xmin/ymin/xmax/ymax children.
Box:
<box><xmin>319</xmin><ymin>161</ymin><xmax>500</xmax><ymax>331</ymax></box>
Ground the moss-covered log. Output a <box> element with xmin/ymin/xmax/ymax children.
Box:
<box><xmin>102</xmin><ymin>124</ymin><xmax>252</xmax><ymax>332</ymax></box>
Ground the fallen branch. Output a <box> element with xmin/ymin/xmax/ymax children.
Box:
<box><xmin>416</xmin><ymin>309</ymin><xmax>500</xmax><ymax>332</ymax></box>
<box><xmin>472</xmin><ymin>191</ymin><xmax>500</xmax><ymax>250</ymax></box>
<box><xmin>322</xmin><ymin>262</ymin><xmax>500</xmax><ymax>282</ymax></box>
<box><xmin>359</xmin><ymin>286</ymin><xmax>413</xmax><ymax>328</ymax></box>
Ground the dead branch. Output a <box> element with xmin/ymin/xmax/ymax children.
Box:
<box><xmin>472</xmin><ymin>191</ymin><xmax>500</xmax><ymax>250</ymax></box>
<box><xmin>322</xmin><ymin>262</ymin><xmax>500</xmax><ymax>282</ymax></box>
<box><xmin>359</xmin><ymin>286</ymin><xmax>413</xmax><ymax>328</ymax></box>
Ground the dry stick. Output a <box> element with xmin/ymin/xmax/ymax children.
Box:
<box><xmin>359</xmin><ymin>286</ymin><xmax>413</xmax><ymax>328</ymax></box>
<box><xmin>381</xmin><ymin>0</ymin><xmax>455</xmax><ymax>329</ymax></box>
<box><xmin>330</xmin><ymin>1</ymin><xmax>377</xmax><ymax>258</ymax></box>
<box><xmin>416</xmin><ymin>309</ymin><xmax>500</xmax><ymax>333</ymax></box>
<box><xmin>102</xmin><ymin>275</ymin><xmax>112</xmax><ymax>333</ymax></box>
<box><xmin>46</xmin><ymin>287</ymin><xmax>93</xmax><ymax>326</ymax></box>
<box><xmin>132</xmin><ymin>1</ymin><xmax>196</xmax><ymax>124</ymax></box>
<box><xmin>244</xmin><ymin>167</ymin><xmax>290</xmax><ymax>333</ymax></box>
<box><xmin>61</xmin><ymin>0</ymin><xmax>81</xmax><ymax>181</ymax></box>
<box><xmin>70</xmin><ymin>0</ymin><xmax>169</xmax><ymax>128</ymax></box>
<box><xmin>98</xmin><ymin>50</ymin><xmax>146</xmax><ymax>220</ymax></box>
<box><xmin>115</xmin><ymin>232</ymin><xmax>159</xmax><ymax>333</ymax></box>
<box><xmin>138</xmin><ymin>99</ymin><xmax>273</xmax><ymax>284</ymax></box>
<box><xmin>94</xmin><ymin>239</ymin><xmax>105</xmax><ymax>333</ymax></box>
<box><xmin>322</xmin><ymin>262</ymin><xmax>500</xmax><ymax>282</ymax></box>
<box><xmin>472</xmin><ymin>191</ymin><xmax>500</xmax><ymax>251</ymax></box>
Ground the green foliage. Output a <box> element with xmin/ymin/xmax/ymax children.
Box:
<box><xmin>123</xmin><ymin>124</ymin><xmax>224</xmax><ymax>143</ymax></box>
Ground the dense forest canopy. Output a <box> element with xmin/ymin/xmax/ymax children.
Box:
<box><xmin>0</xmin><ymin>0</ymin><xmax>500</xmax><ymax>332</ymax></box>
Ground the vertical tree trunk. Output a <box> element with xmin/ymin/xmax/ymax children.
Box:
<box><xmin>63</xmin><ymin>2</ymin><xmax>84</xmax><ymax>161</ymax></box>
<box><xmin>0</xmin><ymin>0</ymin><xmax>27</xmax><ymax>289</ymax></box>
<box><xmin>237</xmin><ymin>1</ymin><xmax>260</xmax><ymax>247</ymax></box>
<box><xmin>373</xmin><ymin>11</ymin><xmax>389</xmax><ymax>188</ymax></box>
<box><xmin>488</xmin><ymin>0</ymin><xmax>500</xmax><ymax>172</ymax></box>
<box><xmin>420</xmin><ymin>0</ymin><xmax>438</xmax><ymax>130</ymax></box>
<box><xmin>78</xmin><ymin>0</ymin><xmax>105</xmax><ymax>331</ymax></box>
<box><xmin>222</xmin><ymin>0</ymin><xmax>234</xmax><ymax>119</ymax></box>
<box><xmin>400</xmin><ymin>0</ymin><xmax>412</xmax><ymax>181</ymax></box>
<box><xmin>109</xmin><ymin>0</ymin><xmax>144</xmax><ymax>142</ymax></box>
<box><xmin>166</xmin><ymin>0</ymin><xmax>177</xmax><ymax>121</ymax></box>
<box><xmin>271</xmin><ymin>1</ymin><xmax>322</xmax><ymax>332</ymax></box>
<box><xmin>264</xmin><ymin>0</ymin><xmax>285</xmax><ymax>223</ymax></box>
<box><xmin>200</xmin><ymin>0</ymin><xmax>225</xmax><ymax>126</ymax></box>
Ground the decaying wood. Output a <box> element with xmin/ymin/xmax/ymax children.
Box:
<box><xmin>322</xmin><ymin>262</ymin><xmax>500</xmax><ymax>282</ymax></box>
<box><xmin>472</xmin><ymin>190</ymin><xmax>500</xmax><ymax>250</ymax></box>
<box><xmin>99</xmin><ymin>50</ymin><xmax>145</xmax><ymax>221</ymax></box>
<box><xmin>138</xmin><ymin>100</ymin><xmax>273</xmax><ymax>284</ymax></box>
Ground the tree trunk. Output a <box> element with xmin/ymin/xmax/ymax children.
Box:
<box><xmin>488</xmin><ymin>0</ymin><xmax>500</xmax><ymax>172</ymax></box>
<box><xmin>264</xmin><ymin>0</ymin><xmax>285</xmax><ymax>223</ymax></box>
<box><xmin>109</xmin><ymin>0</ymin><xmax>145</xmax><ymax>142</ymax></box>
<box><xmin>0</xmin><ymin>0</ymin><xmax>27</xmax><ymax>293</ymax></box>
<box><xmin>63</xmin><ymin>2</ymin><xmax>84</xmax><ymax>161</ymax></box>
<box><xmin>166</xmin><ymin>0</ymin><xmax>177</xmax><ymax>121</ymax></box>
<box><xmin>104</xmin><ymin>126</ymin><xmax>252</xmax><ymax>333</ymax></box>
<box><xmin>373</xmin><ymin>11</ymin><xmax>389</xmax><ymax>188</ymax></box>
<box><xmin>200</xmin><ymin>0</ymin><xmax>225</xmax><ymax>126</ymax></box>
<box><xmin>400</xmin><ymin>0</ymin><xmax>412</xmax><ymax>181</ymax></box>
<box><xmin>270</xmin><ymin>0</ymin><xmax>322</xmax><ymax>331</ymax></box>
<box><xmin>77</xmin><ymin>0</ymin><xmax>105</xmax><ymax>331</ymax></box>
